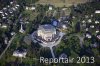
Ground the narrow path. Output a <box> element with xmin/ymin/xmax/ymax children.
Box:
<box><xmin>0</xmin><ymin>34</ymin><xmax>16</xmax><ymax>59</ymax></box>
<box><xmin>50</xmin><ymin>47</ymin><xmax>55</xmax><ymax>58</ymax></box>
<box><xmin>75</xmin><ymin>34</ymin><xmax>84</xmax><ymax>48</ymax></box>
<box><xmin>49</xmin><ymin>32</ymin><xmax>65</xmax><ymax>58</ymax></box>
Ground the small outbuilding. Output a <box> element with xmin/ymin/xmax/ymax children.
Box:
<box><xmin>13</xmin><ymin>47</ymin><xmax>27</xmax><ymax>58</ymax></box>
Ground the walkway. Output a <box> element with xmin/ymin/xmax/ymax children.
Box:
<box><xmin>50</xmin><ymin>47</ymin><xmax>55</xmax><ymax>58</ymax></box>
<box><xmin>0</xmin><ymin>34</ymin><xmax>16</xmax><ymax>59</ymax></box>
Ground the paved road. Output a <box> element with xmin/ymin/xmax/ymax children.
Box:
<box><xmin>0</xmin><ymin>34</ymin><xmax>16</xmax><ymax>59</ymax></box>
<box><xmin>49</xmin><ymin>32</ymin><xmax>65</xmax><ymax>58</ymax></box>
<box><xmin>50</xmin><ymin>47</ymin><xmax>55</xmax><ymax>58</ymax></box>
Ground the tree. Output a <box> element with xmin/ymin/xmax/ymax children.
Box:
<box><xmin>39</xmin><ymin>47</ymin><xmax>52</xmax><ymax>58</ymax></box>
<box><xmin>68</xmin><ymin>36</ymin><xmax>81</xmax><ymax>53</ymax></box>
<box><xmin>17</xmin><ymin>0</ymin><xmax>39</xmax><ymax>5</ymax></box>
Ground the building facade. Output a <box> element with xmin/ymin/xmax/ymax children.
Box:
<box><xmin>37</xmin><ymin>24</ymin><xmax>56</xmax><ymax>41</ymax></box>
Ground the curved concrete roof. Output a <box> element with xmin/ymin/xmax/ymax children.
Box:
<box><xmin>38</xmin><ymin>24</ymin><xmax>56</xmax><ymax>33</ymax></box>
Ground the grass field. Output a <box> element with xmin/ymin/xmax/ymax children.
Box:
<box><xmin>36</xmin><ymin>0</ymin><xmax>92</xmax><ymax>7</ymax></box>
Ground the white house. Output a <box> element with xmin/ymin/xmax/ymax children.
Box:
<box><xmin>1</xmin><ymin>25</ymin><xmax>7</xmax><ymax>28</ymax></box>
<box><xmin>49</xmin><ymin>6</ymin><xmax>53</xmax><ymax>10</ymax></box>
<box><xmin>86</xmin><ymin>33</ymin><xmax>92</xmax><ymax>38</ymax></box>
<box><xmin>26</xmin><ymin>6</ymin><xmax>35</xmax><ymax>10</ymax></box>
<box><xmin>13</xmin><ymin>48</ymin><xmax>27</xmax><ymax>58</ymax></box>
<box><xmin>95</xmin><ymin>21</ymin><xmax>99</xmax><ymax>24</ymax></box>
<box><xmin>95</xmin><ymin>10</ymin><xmax>100</xmax><ymax>14</ymax></box>
<box><xmin>88</xmin><ymin>19</ymin><xmax>92</xmax><ymax>23</ymax></box>
<box><xmin>97</xmin><ymin>35</ymin><xmax>100</xmax><ymax>40</ymax></box>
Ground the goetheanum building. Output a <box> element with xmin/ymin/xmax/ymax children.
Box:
<box><xmin>31</xmin><ymin>24</ymin><xmax>65</xmax><ymax>58</ymax></box>
<box><xmin>38</xmin><ymin>24</ymin><xmax>56</xmax><ymax>41</ymax></box>
<box><xmin>31</xmin><ymin>24</ymin><xmax>60</xmax><ymax>46</ymax></box>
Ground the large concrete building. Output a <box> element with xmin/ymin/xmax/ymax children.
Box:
<box><xmin>37</xmin><ymin>24</ymin><xmax>57</xmax><ymax>42</ymax></box>
<box><xmin>31</xmin><ymin>24</ymin><xmax>64</xmax><ymax>47</ymax></box>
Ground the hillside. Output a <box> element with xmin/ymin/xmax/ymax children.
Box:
<box><xmin>36</xmin><ymin>0</ymin><xmax>92</xmax><ymax>7</ymax></box>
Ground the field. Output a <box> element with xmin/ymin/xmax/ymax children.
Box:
<box><xmin>36</xmin><ymin>0</ymin><xmax>92</xmax><ymax>7</ymax></box>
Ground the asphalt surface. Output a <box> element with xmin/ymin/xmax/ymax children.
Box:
<box><xmin>0</xmin><ymin>34</ymin><xmax>16</xmax><ymax>59</ymax></box>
